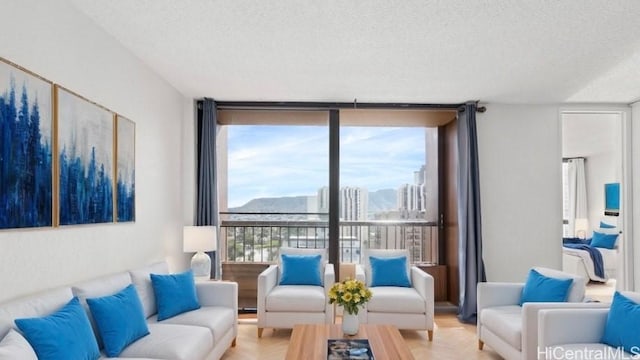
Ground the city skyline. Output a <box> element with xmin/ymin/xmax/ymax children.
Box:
<box><xmin>227</xmin><ymin>125</ymin><xmax>426</xmax><ymax>208</ymax></box>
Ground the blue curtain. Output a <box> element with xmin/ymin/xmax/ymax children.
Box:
<box><xmin>196</xmin><ymin>98</ymin><xmax>220</xmax><ymax>279</ymax></box>
<box><xmin>456</xmin><ymin>101</ymin><xmax>486</xmax><ymax>323</ymax></box>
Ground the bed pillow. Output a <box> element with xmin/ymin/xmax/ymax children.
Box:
<box><xmin>14</xmin><ymin>297</ymin><xmax>100</xmax><ymax>360</ymax></box>
<box><xmin>602</xmin><ymin>291</ymin><xmax>640</xmax><ymax>354</ymax></box>
<box><xmin>86</xmin><ymin>284</ymin><xmax>149</xmax><ymax>357</ymax></box>
<box><xmin>600</xmin><ymin>221</ymin><xmax>616</xmax><ymax>229</ymax></box>
<box><xmin>590</xmin><ymin>230</ymin><xmax>618</xmax><ymax>249</ymax></box>
<box><xmin>150</xmin><ymin>270</ymin><xmax>200</xmax><ymax>321</ymax></box>
<box><xmin>279</xmin><ymin>254</ymin><xmax>323</xmax><ymax>286</ymax></box>
<box><xmin>520</xmin><ymin>269</ymin><xmax>573</xmax><ymax>305</ymax></box>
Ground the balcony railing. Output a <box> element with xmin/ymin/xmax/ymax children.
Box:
<box><xmin>220</xmin><ymin>212</ymin><xmax>439</xmax><ymax>265</ymax></box>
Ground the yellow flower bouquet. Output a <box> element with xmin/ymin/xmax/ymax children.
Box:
<box><xmin>328</xmin><ymin>278</ymin><xmax>372</xmax><ymax>315</ymax></box>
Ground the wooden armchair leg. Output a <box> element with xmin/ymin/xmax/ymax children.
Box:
<box><xmin>428</xmin><ymin>330</ymin><xmax>433</xmax><ymax>341</ymax></box>
<box><xmin>232</xmin><ymin>338</ymin><xmax>237</xmax><ymax>347</ymax></box>
<box><xmin>478</xmin><ymin>340</ymin><xmax>484</xmax><ymax>350</ymax></box>
<box><xmin>258</xmin><ymin>328</ymin><xmax>264</xmax><ymax>338</ymax></box>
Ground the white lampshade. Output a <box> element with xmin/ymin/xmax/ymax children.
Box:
<box><xmin>183</xmin><ymin>226</ymin><xmax>217</xmax><ymax>253</ymax></box>
<box><xmin>574</xmin><ymin>218</ymin><xmax>589</xmax><ymax>239</ymax></box>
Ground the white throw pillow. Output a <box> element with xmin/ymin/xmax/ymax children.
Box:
<box><xmin>0</xmin><ymin>329</ymin><xmax>37</xmax><ymax>360</ymax></box>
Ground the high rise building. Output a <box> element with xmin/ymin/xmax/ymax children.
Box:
<box><xmin>413</xmin><ymin>164</ymin><xmax>426</xmax><ymax>185</ymax></box>
<box><xmin>317</xmin><ymin>186</ymin><xmax>368</xmax><ymax>220</ymax></box>
<box><xmin>397</xmin><ymin>183</ymin><xmax>426</xmax><ymax>213</ymax></box>
<box><xmin>340</xmin><ymin>186</ymin><xmax>368</xmax><ymax>221</ymax></box>
<box><xmin>317</xmin><ymin>186</ymin><xmax>329</xmax><ymax>214</ymax></box>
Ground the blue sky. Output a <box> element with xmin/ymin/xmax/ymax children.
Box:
<box><xmin>228</xmin><ymin>125</ymin><xmax>426</xmax><ymax>207</ymax></box>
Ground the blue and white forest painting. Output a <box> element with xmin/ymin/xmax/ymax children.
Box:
<box><xmin>57</xmin><ymin>88</ymin><xmax>114</xmax><ymax>225</ymax></box>
<box><xmin>116</xmin><ymin>116</ymin><xmax>135</xmax><ymax>222</ymax></box>
<box><xmin>0</xmin><ymin>60</ymin><xmax>53</xmax><ymax>229</ymax></box>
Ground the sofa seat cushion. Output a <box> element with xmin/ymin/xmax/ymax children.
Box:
<box><xmin>367</xmin><ymin>287</ymin><xmax>425</xmax><ymax>314</ymax></box>
<box><xmin>480</xmin><ymin>305</ymin><xmax>522</xmax><ymax>350</ymax></box>
<box><xmin>266</xmin><ymin>286</ymin><xmax>326</xmax><ymax>312</ymax></box>
<box><xmin>545</xmin><ymin>344</ymin><xmax>629</xmax><ymax>360</ymax></box>
<box><xmin>118</xmin><ymin>323</ymin><xmax>212</xmax><ymax>360</ymax></box>
<box><xmin>147</xmin><ymin>306</ymin><xmax>234</xmax><ymax>344</ymax></box>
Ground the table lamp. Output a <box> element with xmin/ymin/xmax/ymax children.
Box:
<box><xmin>574</xmin><ymin>218</ymin><xmax>589</xmax><ymax>239</ymax></box>
<box><xmin>183</xmin><ymin>226</ymin><xmax>217</xmax><ymax>279</ymax></box>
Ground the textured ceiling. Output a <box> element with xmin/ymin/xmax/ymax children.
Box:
<box><xmin>68</xmin><ymin>0</ymin><xmax>640</xmax><ymax>104</ymax></box>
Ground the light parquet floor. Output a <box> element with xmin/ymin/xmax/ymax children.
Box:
<box><xmin>221</xmin><ymin>314</ymin><xmax>502</xmax><ymax>359</ymax></box>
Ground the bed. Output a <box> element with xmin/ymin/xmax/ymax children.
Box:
<box><xmin>562</xmin><ymin>244</ymin><xmax>618</xmax><ymax>282</ymax></box>
<box><xmin>562</xmin><ymin>221</ymin><xmax>620</xmax><ymax>282</ymax></box>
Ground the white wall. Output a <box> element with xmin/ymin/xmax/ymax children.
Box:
<box><xmin>633</xmin><ymin>102</ymin><xmax>640</xmax><ymax>290</ymax></box>
<box><xmin>478</xmin><ymin>104</ymin><xmax>563</xmax><ymax>282</ymax></box>
<box><xmin>0</xmin><ymin>0</ymin><xmax>189</xmax><ymax>302</ymax></box>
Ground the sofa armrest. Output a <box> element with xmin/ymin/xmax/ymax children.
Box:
<box><xmin>324</xmin><ymin>263</ymin><xmax>335</xmax><ymax>290</ymax></box>
<box><xmin>355</xmin><ymin>264</ymin><xmax>365</xmax><ymax>283</ymax></box>
<box><xmin>477</xmin><ymin>282</ymin><xmax>524</xmax><ymax>310</ymax></box>
<box><xmin>411</xmin><ymin>267</ymin><xmax>434</xmax><ymax>309</ymax></box>
<box><xmin>257</xmin><ymin>265</ymin><xmax>278</xmax><ymax>327</ymax></box>
<box><xmin>521</xmin><ymin>302</ymin><xmax>610</xmax><ymax>360</ymax></box>
<box><xmin>195</xmin><ymin>281</ymin><xmax>238</xmax><ymax>309</ymax></box>
<box><xmin>324</xmin><ymin>264</ymin><xmax>336</xmax><ymax>323</ymax></box>
<box><xmin>538</xmin><ymin>308</ymin><xmax>609</xmax><ymax>348</ymax></box>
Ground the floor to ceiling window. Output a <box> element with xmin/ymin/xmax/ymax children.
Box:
<box><xmin>218</xmin><ymin>109</ymin><xmax>449</xmax><ymax>266</ymax></box>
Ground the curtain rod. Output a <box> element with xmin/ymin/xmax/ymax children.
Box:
<box><xmin>198</xmin><ymin>99</ymin><xmax>486</xmax><ymax>112</ymax></box>
<box><xmin>562</xmin><ymin>157</ymin><xmax>586</xmax><ymax>162</ymax></box>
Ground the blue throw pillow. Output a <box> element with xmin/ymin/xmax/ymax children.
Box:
<box><xmin>369</xmin><ymin>256</ymin><xmax>411</xmax><ymax>287</ymax></box>
<box><xmin>150</xmin><ymin>270</ymin><xmax>200</xmax><ymax>321</ymax></box>
<box><xmin>600</xmin><ymin>221</ymin><xmax>616</xmax><ymax>229</ymax></box>
<box><xmin>520</xmin><ymin>269</ymin><xmax>573</xmax><ymax>305</ymax></box>
<box><xmin>279</xmin><ymin>254</ymin><xmax>322</xmax><ymax>286</ymax></box>
<box><xmin>590</xmin><ymin>230</ymin><xmax>618</xmax><ymax>249</ymax></box>
<box><xmin>602</xmin><ymin>292</ymin><xmax>640</xmax><ymax>353</ymax></box>
<box><xmin>86</xmin><ymin>284</ymin><xmax>149</xmax><ymax>357</ymax></box>
<box><xmin>15</xmin><ymin>297</ymin><xmax>99</xmax><ymax>360</ymax></box>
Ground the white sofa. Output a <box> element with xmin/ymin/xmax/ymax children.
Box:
<box><xmin>538</xmin><ymin>291</ymin><xmax>640</xmax><ymax>360</ymax></box>
<box><xmin>257</xmin><ymin>247</ymin><xmax>335</xmax><ymax>337</ymax></box>
<box><xmin>0</xmin><ymin>261</ymin><xmax>238</xmax><ymax>360</ymax></box>
<box><xmin>356</xmin><ymin>249</ymin><xmax>435</xmax><ymax>341</ymax></box>
<box><xmin>477</xmin><ymin>267</ymin><xmax>606</xmax><ymax>360</ymax></box>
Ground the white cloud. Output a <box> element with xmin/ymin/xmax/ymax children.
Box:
<box><xmin>227</xmin><ymin>125</ymin><xmax>426</xmax><ymax>207</ymax></box>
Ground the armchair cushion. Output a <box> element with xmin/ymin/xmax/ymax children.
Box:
<box><xmin>479</xmin><ymin>305</ymin><xmax>523</xmax><ymax>350</ymax></box>
<box><xmin>266</xmin><ymin>286</ymin><xmax>326</xmax><ymax>312</ymax></box>
<box><xmin>150</xmin><ymin>270</ymin><xmax>200</xmax><ymax>321</ymax></box>
<box><xmin>278</xmin><ymin>247</ymin><xmax>327</xmax><ymax>285</ymax></box>
<box><xmin>533</xmin><ymin>267</ymin><xmax>586</xmax><ymax>302</ymax></box>
<box><xmin>520</xmin><ymin>268</ymin><xmax>573</xmax><ymax>305</ymax></box>
<box><xmin>363</xmin><ymin>249</ymin><xmax>411</xmax><ymax>287</ymax></box>
<box><xmin>367</xmin><ymin>287</ymin><xmax>425</xmax><ymax>313</ymax></box>
<box><xmin>279</xmin><ymin>254</ymin><xmax>322</xmax><ymax>286</ymax></box>
<box><xmin>369</xmin><ymin>256</ymin><xmax>411</xmax><ymax>287</ymax></box>
<box><xmin>602</xmin><ymin>291</ymin><xmax>640</xmax><ymax>354</ymax></box>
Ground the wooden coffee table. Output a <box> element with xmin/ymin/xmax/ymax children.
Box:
<box><xmin>285</xmin><ymin>323</ymin><xmax>415</xmax><ymax>360</ymax></box>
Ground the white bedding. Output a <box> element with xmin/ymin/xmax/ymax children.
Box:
<box><xmin>562</xmin><ymin>246</ymin><xmax>617</xmax><ymax>282</ymax></box>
